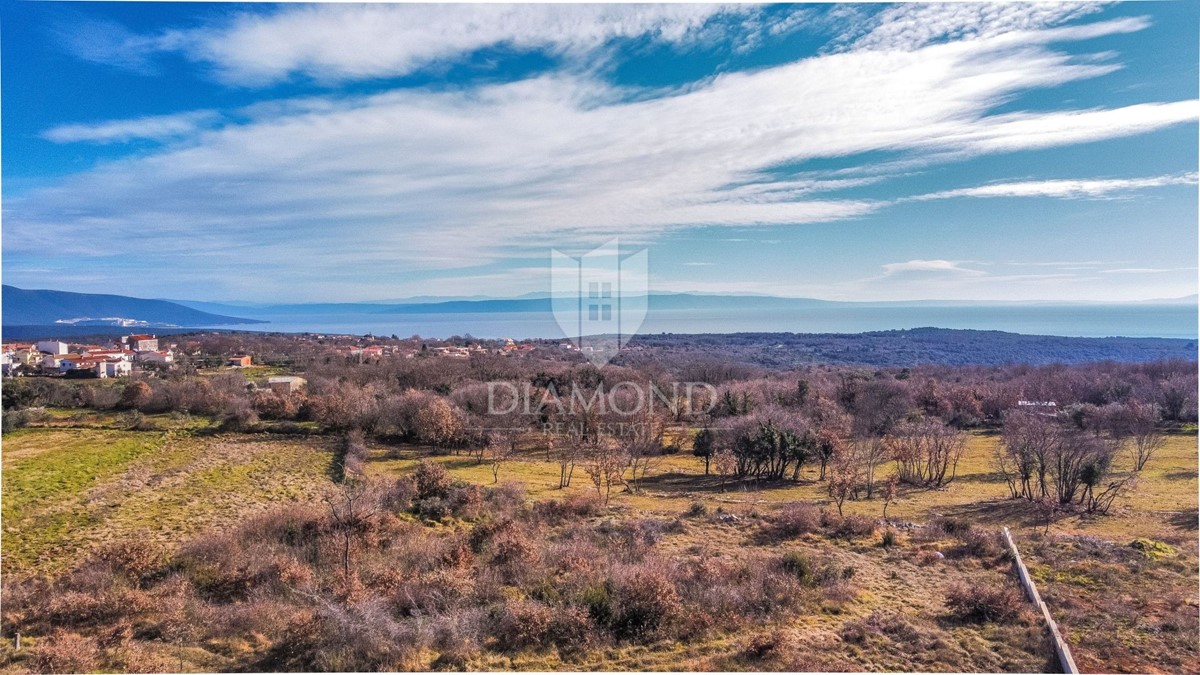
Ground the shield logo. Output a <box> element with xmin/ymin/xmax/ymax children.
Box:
<box><xmin>551</xmin><ymin>238</ymin><xmax>648</xmax><ymax>366</ymax></box>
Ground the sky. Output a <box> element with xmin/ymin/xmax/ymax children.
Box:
<box><xmin>1</xmin><ymin>1</ymin><xmax>1197</xmax><ymax>303</ymax></box>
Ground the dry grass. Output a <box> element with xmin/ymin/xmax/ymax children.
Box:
<box><xmin>2</xmin><ymin>428</ymin><xmax>336</xmax><ymax>576</ymax></box>
<box><xmin>1</xmin><ymin>426</ymin><xmax>1193</xmax><ymax>672</ymax></box>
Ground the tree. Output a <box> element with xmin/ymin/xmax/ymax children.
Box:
<box><xmin>881</xmin><ymin>473</ymin><xmax>899</xmax><ymax>520</ymax></box>
<box><xmin>1125</xmin><ymin>402</ymin><xmax>1165</xmax><ymax>471</ymax></box>
<box><xmin>852</xmin><ymin>435</ymin><xmax>889</xmax><ymax>499</ymax></box>
<box><xmin>623</xmin><ymin>427</ymin><xmax>663</xmax><ymax>495</ymax></box>
<box><xmin>322</xmin><ymin>477</ymin><xmax>380</xmax><ymax>578</ymax></box>
<box><xmin>727</xmin><ymin>413</ymin><xmax>808</xmax><ymax>481</ymax></box>
<box><xmin>795</xmin><ymin>379</ymin><xmax>810</xmax><ymax>406</ymax></box>
<box><xmin>582</xmin><ymin>437</ymin><xmax>626</xmax><ymax>507</ymax></box>
<box><xmin>712</xmin><ymin>448</ymin><xmax>737</xmax><ymax>491</ymax></box>
<box><xmin>887</xmin><ymin>419</ymin><xmax>967</xmax><ymax>488</ymax></box>
<box><xmin>412</xmin><ymin>396</ymin><xmax>465</xmax><ymax>447</ymax></box>
<box><xmin>548</xmin><ymin>436</ymin><xmax>579</xmax><ymax>489</ymax></box>
<box><xmin>1050</xmin><ymin>427</ymin><xmax>1118</xmax><ymax>506</ymax></box>
<box><xmin>826</xmin><ymin>444</ymin><xmax>861</xmax><ymax>516</ymax></box>
<box><xmin>813</xmin><ymin>429</ymin><xmax>838</xmax><ymax>480</ymax></box>
<box><xmin>692</xmin><ymin>426</ymin><xmax>715</xmax><ymax>475</ymax></box>
<box><xmin>484</xmin><ymin>432</ymin><xmax>516</xmax><ymax>484</ymax></box>
<box><xmin>1000</xmin><ymin>411</ymin><xmax>1058</xmax><ymax>500</ymax></box>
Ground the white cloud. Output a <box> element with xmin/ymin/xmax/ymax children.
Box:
<box><xmin>838</xmin><ymin>2</ymin><xmax>1111</xmax><ymax>52</ymax></box>
<box><xmin>913</xmin><ymin>172</ymin><xmax>1199</xmax><ymax>201</ymax></box>
<box><xmin>882</xmin><ymin>260</ymin><xmax>985</xmax><ymax>276</ymax></box>
<box><xmin>1101</xmin><ymin>267</ymin><xmax>1197</xmax><ymax>274</ymax></box>
<box><xmin>42</xmin><ymin>111</ymin><xmax>221</xmax><ymax>144</ymax></box>
<box><xmin>11</xmin><ymin>6</ymin><xmax>1197</xmax><ymax>300</ymax></box>
<box><xmin>69</xmin><ymin>4</ymin><xmax>769</xmax><ymax>86</ymax></box>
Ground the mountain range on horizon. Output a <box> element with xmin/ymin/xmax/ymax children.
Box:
<box><xmin>1</xmin><ymin>285</ymin><xmax>265</xmax><ymax>329</ymax></box>
<box><xmin>169</xmin><ymin>291</ymin><xmax>1200</xmax><ymax>316</ymax></box>
<box><xmin>3</xmin><ymin>285</ymin><xmax>1196</xmax><ymax>330</ymax></box>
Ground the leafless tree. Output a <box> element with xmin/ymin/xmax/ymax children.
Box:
<box><xmin>321</xmin><ymin>478</ymin><xmax>380</xmax><ymax>578</ymax></box>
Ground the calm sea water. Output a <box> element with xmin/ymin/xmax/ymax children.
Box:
<box><xmin>234</xmin><ymin>304</ymin><xmax>1197</xmax><ymax>340</ymax></box>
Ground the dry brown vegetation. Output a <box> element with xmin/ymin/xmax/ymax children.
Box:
<box><xmin>1</xmin><ymin>345</ymin><xmax>1196</xmax><ymax>672</ymax></box>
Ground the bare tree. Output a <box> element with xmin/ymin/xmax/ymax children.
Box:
<box><xmin>321</xmin><ymin>478</ymin><xmax>380</xmax><ymax>578</ymax></box>
<box><xmin>692</xmin><ymin>426</ymin><xmax>715</xmax><ymax>475</ymax></box>
<box><xmin>1125</xmin><ymin>402</ymin><xmax>1165</xmax><ymax>471</ymax></box>
<box><xmin>484</xmin><ymin>432</ymin><xmax>516</xmax><ymax>483</ymax></box>
<box><xmin>582</xmin><ymin>437</ymin><xmax>626</xmax><ymax>507</ymax></box>
<box><xmin>548</xmin><ymin>435</ymin><xmax>579</xmax><ymax>489</ymax></box>
<box><xmin>881</xmin><ymin>473</ymin><xmax>899</xmax><ymax>520</ymax></box>
<box><xmin>712</xmin><ymin>448</ymin><xmax>737</xmax><ymax>491</ymax></box>
<box><xmin>826</xmin><ymin>444</ymin><xmax>862</xmax><ymax>516</ymax></box>
<box><xmin>887</xmin><ymin>419</ymin><xmax>967</xmax><ymax>488</ymax></box>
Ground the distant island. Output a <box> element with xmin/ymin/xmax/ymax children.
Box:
<box><xmin>2</xmin><ymin>285</ymin><xmax>266</xmax><ymax>331</ymax></box>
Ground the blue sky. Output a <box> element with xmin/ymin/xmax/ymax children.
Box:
<box><xmin>2</xmin><ymin>1</ymin><xmax>1197</xmax><ymax>303</ymax></box>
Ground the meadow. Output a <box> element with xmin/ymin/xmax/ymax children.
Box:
<box><xmin>0</xmin><ymin>406</ymin><xmax>1195</xmax><ymax>673</ymax></box>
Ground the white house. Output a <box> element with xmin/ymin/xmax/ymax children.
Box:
<box><xmin>59</xmin><ymin>355</ymin><xmax>106</xmax><ymax>373</ymax></box>
<box><xmin>36</xmin><ymin>340</ymin><xmax>68</xmax><ymax>355</ymax></box>
<box><xmin>101</xmin><ymin>360</ymin><xmax>133</xmax><ymax>377</ymax></box>
<box><xmin>138</xmin><ymin>350</ymin><xmax>174</xmax><ymax>365</ymax></box>
<box><xmin>268</xmin><ymin>376</ymin><xmax>307</xmax><ymax>394</ymax></box>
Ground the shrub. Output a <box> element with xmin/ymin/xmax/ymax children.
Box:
<box><xmin>833</xmin><ymin>514</ymin><xmax>877</xmax><ymax>538</ymax></box>
<box><xmin>534</xmin><ymin>494</ymin><xmax>600</xmax><ymax>523</ymax></box>
<box><xmin>950</xmin><ymin>527</ymin><xmax>1005</xmax><ymax>559</ymax></box>
<box><xmin>935</xmin><ymin>516</ymin><xmax>973</xmax><ymax>536</ymax></box>
<box><xmin>609</xmin><ymin>568</ymin><xmax>682</xmax><ymax>641</ymax></box>
<box><xmin>260</xmin><ymin>600</ymin><xmax>422</xmax><ymax>671</ymax></box>
<box><xmin>2</xmin><ymin>408</ymin><xmax>34</xmax><ymax>433</ymax></box>
<box><xmin>91</xmin><ymin>540</ymin><xmax>167</xmax><ymax>586</ymax></box>
<box><xmin>579</xmin><ymin>581</ymin><xmax>614</xmax><ymax>626</ymax></box>
<box><xmin>685</xmin><ymin>501</ymin><xmax>708</xmax><ymax>517</ymax></box>
<box><xmin>490</xmin><ymin>599</ymin><xmax>553</xmax><ymax>651</ymax></box>
<box><xmin>216</xmin><ymin>401</ymin><xmax>258</xmax><ymax>432</ymax></box>
<box><xmin>381</xmin><ymin>477</ymin><xmax>418</xmax><ymax>512</ymax></box>
<box><xmin>28</xmin><ymin>630</ymin><xmax>102</xmax><ymax>674</ymax></box>
<box><xmin>486</xmin><ymin>481</ymin><xmax>527</xmax><ymax>513</ymax></box>
<box><xmin>780</xmin><ymin>551</ymin><xmax>815</xmax><ymax>586</ymax></box>
<box><xmin>415</xmin><ymin>497</ymin><xmax>451</xmax><ymax>521</ymax></box>
<box><xmin>413</xmin><ymin>461</ymin><xmax>451</xmax><ymax>500</ymax></box>
<box><xmin>770</xmin><ymin>503</ymin><xmax>821</xmax><ymax>538</ymax></box>
<box><xmin>880</xmin><ymin>529</ymin><xmax>898</xmax><ymax>548</ymax></box>
<box><xmin>740</xmin><ymin>628</ymin><xmax>794</xmax><ymax>660</ymax></box>
<box><xmin>945</xmin><ymin>582</ymin><xmax>1024</xmax><ymax>623</ymax></box>
<box><xmin>446</xmin><ymin>482</ymin><xmax>486</xmax><ymax>520</ymax></box>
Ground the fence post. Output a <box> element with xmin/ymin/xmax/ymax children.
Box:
<box><xmin>1003</xmin><ymin>527</ymin><xmax>1079</xmax><ymax>674</ymax></box>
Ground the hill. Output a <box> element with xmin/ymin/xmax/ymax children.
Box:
<box><xmin>2</xmin><ymin>285</ymin><xmax>264</xmax><ymax>329</ymax></box>
<box><xmin>626</xmin><ymin>327</ymin><xmax>1199</xmax><ymax>367</ymax></box>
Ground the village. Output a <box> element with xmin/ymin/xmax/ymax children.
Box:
<box><xmin>0</xmin><ymin>331</ymin><xmax>562</xmax><ymax>381</ymax></box>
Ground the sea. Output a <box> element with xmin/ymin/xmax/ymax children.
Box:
<box><xmin>231</xmin><ymin>304</ymin><xmax>1198</xmax><ymax>340</ymax></box>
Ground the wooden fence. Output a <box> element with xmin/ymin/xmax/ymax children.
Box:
<box><xmin>1002</xmin><ymin>527</ymin><xmax>1079</xmax><ymax>674</ymax></box>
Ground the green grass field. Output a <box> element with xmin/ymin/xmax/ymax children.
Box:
<box><xmin>2</xmin><ymin>428</ymin><xmax>336</xmax><ymax>576</ymax></box>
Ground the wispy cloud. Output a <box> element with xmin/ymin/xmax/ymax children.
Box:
<box><xmin>912</xmin><ymin>172</ymin><xmax>1198</xmax><ymax>201</ymax></box>
<box><xmin>9</xmin><ymin>4</ymin><xmax>1197</xmax><ymax>302</ymax></box>
<box><xmin>63</xmin><ymin>4</ymin><xmax>773</xmax><ymax>86</ymax></box>
<box><xmin>1101</xmin><ymin>267</ymin><xmax>1197</xmax><ymax>274</ymax></box>
<box><xmin>836</xmin><ymin>2</ymin><xmax>1112</xmax><ymax>53</ymax></box>
<box><xmin>10</xmin><ymin>10</ymin><xmax>1195</xmax><ymax>300</ymax></box>
<box><xmin>42</xmin><ymin>111</ymin><xmax>221</xmax><ymax>144</ymax></box>
<box><xmin>882</xmin><ymin>260</ymin><xmax>985</xmax><ymax>276</ymax></box>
